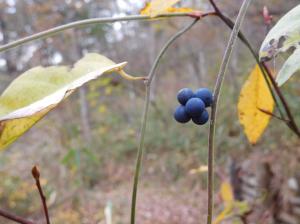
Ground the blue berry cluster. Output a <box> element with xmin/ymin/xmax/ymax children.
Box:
<box><xmin>174</xmin><ymin>88</ymin><xmax>213</xmax><ymax>125</ymax></box>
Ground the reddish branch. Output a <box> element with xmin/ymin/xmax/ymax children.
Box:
<box><xmin>188</xmin><ymin>10</ymin><xmax>217</xmax><ymax>19</ymax></box>
<box><xmin>262</xmin><ymin>63</ymin><xmax>300</xmax><ymax>137</ymax></box>
<box><xmin>263</xmin><ymin>6</ymin><xmax>273</xmax><ymax>30</ymax></box>
<box><xmin>258</xmin><ymin>108</ymin><xmax>290</xmax><ymax>123</ymax></box>
<box><xmin>0</xmin><ymin>208</ymin><xmax>36</xmax><ymax>224</ymax></box>
<box><xmin>209</xmin><ymin>0</ymin><xmax>300</xmax><ymax>137</ymax></box>
<box><xmin>32</xmin><ymin>166</ymin><xmax>50</xmax><ymax>224</ymax></box>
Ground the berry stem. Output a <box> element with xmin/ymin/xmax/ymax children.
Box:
<box><xmin>130</xmin><ymin>19</ymin><xmax>199</xmax><ymax>224</ymax></box>
<box><xmin>146</xmin><ymin>19</ymin><xmax>199</xmax><ymax>83</ymax></box>
<box><xmin>207</xmin><ymin>0</ymin><xmax>252</xmax><ymax>224</ymax></box>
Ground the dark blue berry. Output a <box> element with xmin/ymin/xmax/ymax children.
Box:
<box><xmin>194</xmin><ymin>88</ymin><xmax>213</xmax><ymax>107</ymax></box>
<box><xmin>177</xmin><ymin>88</ymin><xmax>194</xmax><ymax>105</ymax></box>
<box><xmin>185</xmin><ymin>98</ymin><xmax>205</xmax><ymax>118</ymax></box>
<box><xmin>192</xmin><ymin>109</ymin><xmax>209</xmax><ymax>125</ymax></box>
<box><xmin>174</xmin><ymin>105</ymin><xmax>191</xmax><ymax>123</ymax></box>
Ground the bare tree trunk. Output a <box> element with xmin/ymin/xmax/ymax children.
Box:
<box><xmin>0</xmin><ymin>13</ymin><xmax>16</xmax><ymax>74</ymax></box>
<box><xmin>74</xmin><ymin>31</ymin><xmax>92</xmax><ymax>145</ymax></box>
<box><xmin>187</xmin><ymin>62</ymin><xmax>199</xmax><ymax>85</ymax></box>
<box><xmin>79</xmin><ymin>87</ymin><xmax>92</xmax><ymax>144</ymax></box>
<box><xmin>199</xmin><ymin>51</ymin><xmax>207</xmax><ymax>85</ymax></box>
<box><xmin>61</xmin><ymin>28</ymin><xmax>92</xmax><ymax>145</ymax></box>
<box><xmin>189</xmin><ymin>51</ymin><xmax>207</xmax><ymax>85</ymax></box>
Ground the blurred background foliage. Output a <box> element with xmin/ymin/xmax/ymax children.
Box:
<box><xmin>0</xmin><ymin>0</ymin><xmax>300</xmax><ymax>223</ymax></box>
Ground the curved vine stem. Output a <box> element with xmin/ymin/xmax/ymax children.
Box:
<box><xmin>130</xmin><ymin>19</ymin><xmax>199</xmax><ymax>224</ymax></box>
<box><xmin>207</xmin><ymin>0</ymin><xmax>252</xmax><ymax>223</ymax></box>
<box><xmin>0</xmin><ymin>12</ymin><xmax>216</xmax><ymax>53</ymax></box>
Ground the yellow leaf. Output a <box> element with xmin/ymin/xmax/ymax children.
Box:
<box><xmin>98</xmin><ymin>105</ymin><xmax>107</xmax><ymax>114</ymax></box>
<box><xmin>213</xmin><ymin>204</ymin><xmax>233</xmax><ymax>224</ymax></box>
<box><xmin>215</xmin><ymin>182</ymin><xmax>234</xmax><ymax>224</ymax></box>
<box><xmin>140</xmin><ymin>0</ymin><xmax>194</xmax><ymax>17</ymax></box>
<box><xmin>238</xmin><ymin>65</ymin><xmax>274</xmax><ymax>144</ymax></box>
<box><xmin>189</xmin><ymin>165</ymin><xmax>208</xmax><ymax>174</ymax></box>
<box><xmin>214</xmin><ymin>182</ymin><xmax>251</xmax><ymax>224</ymax></box>
<box><xmin>221</xmin><ymin>181</ymin><xmax>234</xmax><ymax>203</ymax></box>
<box><xmin>140</xmin><ymin>3</ymin><xmax>151</xmax><ymax>15</ymax></box>
<box><xmin>166</xmin><ymin>7</ymin><xmax>194</xmax><ymax>13</ymax></box>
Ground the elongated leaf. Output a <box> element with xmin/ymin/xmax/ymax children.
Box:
<box><xmin>276</xmin><ymin>48</ymin><xmax>300</xmax><ymax>86</ymax></box>
<box><xmin>213</xmin><ymin>182</ymin><xmax>234</xmax><ymax>224</ymax></box>
<box><xmin>238</xmin><ymin>65</ymin><xmax>274</xmax><ymax>144</ymax></box>
<box><xmin>0</xmin><ymin>53</ymin><xmax>127</xmax><ymax>150</ymax></box>
<box><xmin>189</xmin><ymin>165</ymin><xmax>208</xmax><ymax>174</ymax></box>
<box><xmin>214</xmin><ymin>182</ymin><xmax>250</xmax><ymax>224</ymax></box>
<box><xmin>140</xmin><ymin>2</ymin><xmax>194</xmax><ymax>16</ymax></box>
<box><xmin>163</xmin><ymin>7</ymin><xmax>194</xmax><ymax>13</ymax></box>
<box><xmin>213</xmin><ymin>204</ymin><xmax>233</xmax><ymax>224</ymax></box>
<box><xmin>140</xmin><ymin>0</ymin><xmax>182</xmax><ymax>17</ymax></box>
<box><xmin>259</xmin><ymin>4</ymin><xmax>300</xmax><ymax>61</ymax></box>
<box><xmin>221</xmin><ymin>182</ymin><xmax>234</xmax><ymax>203</ymax></box>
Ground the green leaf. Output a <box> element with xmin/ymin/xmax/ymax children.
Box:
<box><xmin>276</xmin><ymin>48</ymin><xmax>300</xmax><ymax>86</ymax></box>
<box><xmin>259</xmin><ymin>4</ymin><xmax>300</xmax><ymax>61</ymax></box>
<box><xmin>0</xmin><ymin>53</ymin><xmax>128</xmax><ymax>150</ymax></box>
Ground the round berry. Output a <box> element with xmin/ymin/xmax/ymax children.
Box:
<box><xmin>185</xmin><ymin>98</ymin><xmax>205</xmax><ymax>118</ymax></box>
<box><xmin>177</xmin><ymin>88</ymin><xmax>194</xmax><ymax>105</ymax></box>
<box><xmin>174</xmin><ymin>105</ymin><xmax>191</xmax><ymax>123</ymax></box>
<box><xmin>195</xmin><ymin>88</ymin><xmax>213</xmax><ymax>107</ymax></box>
<box><xmin>192</xmin><ymin>109</ymin><xmax>209</xmax><ymax>125</ymax></box>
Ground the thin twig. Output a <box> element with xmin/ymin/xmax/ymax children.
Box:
<box><xmin>220</xmin><ymin>14</ymin><xmax>284</xmax><ymax>117</ymax></box>
<box><xmin>207</xmin><ymin>1</ymin><xmax>252</xmax><ymax>224</ymax></box>
<box><xmin>262</xmin><ymin>63</ymin><xmax>300</xmax><ymax>137</ymax></box>
<box><xmin>258</xmin><ymin>108</ymin><xmax>290</xmax><ymax>123</ymax></box>
<box><xmin>130</xmin><ymin>19</ymin><xmax>199</xmax><ymax>224</ymax></box>
<box><xmin>215</xmin><ymin>12</ymin><xmax>284</xmax><ymax>117</ymax></box>
<box><xmin>147</xmin><ymin>19</ymin><xmax>199</xmax><ymax>83</ymax></box>
<box><xmin>0</xmin><ymin>208</ymin><xmax>36</xmax><ymax>224</ymax></box>
<box><xmin>31</xmin><ymin>166</ymin><xmax>50</xmax><ymax>224</ymax></box>
<box><xmin>209</xmin><ymin>0</ymin><xmax>284</xmax><ymax>119</ymax></box>
<box><xmin>211</xmin><ymin>4</ymin><xmax>300</xmax><ymax>137</ymax></box>
<box><xmin>0</xmin><ymin>12</ymin><xmax>215</xmax><ymax>53</ymax></box>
